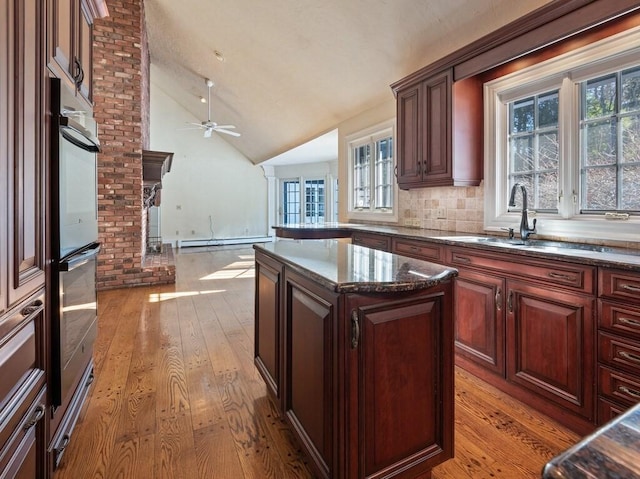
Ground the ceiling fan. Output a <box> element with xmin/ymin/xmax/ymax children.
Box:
<box><xmin>183</xmin><ymin>78</ymin><xmax>240</xmax><ymax>138</ymax></box>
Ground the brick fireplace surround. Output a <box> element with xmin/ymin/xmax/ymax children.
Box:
<box><xmin>93</xmin><ymin>0</ymin><xmax>175</xmax><ymax>289</ymax></box>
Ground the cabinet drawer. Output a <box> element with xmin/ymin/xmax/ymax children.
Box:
<box><xmin>0</xmin><ymin>387</ymin><xmax>46</xmax><ymax>477</ymax></box>
<box><xmin>599</xmin><ymin>300</ymin><xmax>640</xmax><ymax>340</ymax></box>
<box><xmin>351</xmin><ymin>233</ymin><xmax>391</xmax><ymax>252</ymax></box>
<box><xmin>392</xmin><ymin>238</ymin><xmax>442</xmax><ymax>262</ymax></box>
<box><xmin>596</xmin><ymin>397</ymin><xmax>629</xmax><ymax>425</ymax></box>
<box><xmin>447</xmin><ymin>247</ymin><xmax>594</xmax><ymax>293</ymax></box>
<box><xmin>599</xmin><ymin>332</ymin><xmax>640</xmax><ymax>376</ymax></box>
<box><xmin>599</xmin><ymin>269</ymin><xmax>640</xmax><ymax>304</ymax></box>
<box><xmin>598</xmin><ymin>365</ymin><xmax>640</xmax><ymax>408</ymax></box>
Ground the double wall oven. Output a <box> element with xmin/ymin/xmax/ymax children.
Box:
<box><xmin>49</xmin><ymin>77</ymin><xmax>100</xmax><ymax>466</ymax></box>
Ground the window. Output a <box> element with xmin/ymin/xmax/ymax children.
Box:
<box><xmin>281</xmin><ymin>177</ymin><xmax>328</xmax><ymax>225</ymax></box>
<box><xmin>485</xmin><ymin>27</ymin><xmax>640</xmax><ymax>241</ymax></box>
<box><xmin>346</xmin><ymin>120</ymin><xmax>397</xmax><ymax>222</ymax></box>
<box><xmin>282</xmin><ymin>180</ymin><xmax>300</xmax><ymax>224</ymax></box>
<box><xmin>304</xmin><ymin>179</ymin><xmax>325</xmax><ymax>224</ymax></box>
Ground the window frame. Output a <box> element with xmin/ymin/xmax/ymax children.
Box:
<box><xmin>345</xmin><ymin>119</ymin><xmax>398</xmax><ymax>223</ymax></box>
<box><xmin>484</xmin><ymin>26</ymin><xmax>640</xmax><ymax>243</ymax></box>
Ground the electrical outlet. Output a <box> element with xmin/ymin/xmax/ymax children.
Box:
<box><xmin>436</xmin><ymin>208</ymin><xmax>446</xmax><ymax>219</ymax></box>
<box><xmin>176</xmin><ymin>205</ymin><xmax>182</xmax><ymax>210</ymax></box>
<box><xmin>175</xmin><ymin>230</ymin><xmax>179</xmax><ymax>235</ymax></box>
<box><xmin>403</xmin><ymin>218</ymin><xmax>413</xmax><ymax>227</ymax></box>
<box><xmin>191</xmin><ymin>230</ymin><xmax>196</xmax><ymax>234</ymax></box>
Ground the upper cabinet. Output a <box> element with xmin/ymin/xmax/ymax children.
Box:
<box><xmin>392</xmin><ymin>69</ymin><xmax>483</xmax><ymax>189</ymax></box>
<box><xmin>47</xmin><ymin>0</ymin><xmax>106</xmax><ymax>104</ymax></box>
<box><xmin>1</xmin><ymin>0</ymin><xmax>47</xmax><ymax>311</ymax></box>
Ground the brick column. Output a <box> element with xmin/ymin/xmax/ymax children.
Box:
<box><xmin>93</xmin><ymin>0</ymin><xmax>174</xmax><ymax>289</ymax></box>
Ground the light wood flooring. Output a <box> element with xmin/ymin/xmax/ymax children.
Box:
<box><xmin>53</xmin><ymin>245</ymin><xmax>580</xmax><ymax>479</ymax></box>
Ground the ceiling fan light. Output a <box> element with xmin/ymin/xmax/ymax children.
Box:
<box><xmin>199</xmin><ymin>96</ymin><xmax>207</xmax><ymax>103</ymax></box>
<box><xmin>214</xmin><ymin>50</ymin><xmax>225</xmax><ymax>62</ymax></box>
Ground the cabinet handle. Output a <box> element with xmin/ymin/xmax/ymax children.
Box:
<box><xmin>452</xmin><ymin>254</ymin><xmax>471</xmax><ymax>263</ymax></box>
<box><xmin>394</xmin><ymin>165</ymin><xmax>398</xmax><ymax>178</ymax></box>
<box><xmin>21</xmin><ymin>299</ymin><xmax>43</xmax><ymax>317</ymax></box>
<box><xmin>618</xmin><ymin>385</ymin><xmax>640</xmax><ymax>399</ymax></box>
<box><xmin>495</xmin><ymin>288</ymin><xmax>502</xmax><ymax>311</ymax></box>
<box><xmin>547</xmin><ymin>272</ymin><xmax>574</xmax><ymax>282</ymax></box>
<box><xmin>351</xmin><ymin>310</ymin><xmax>360</xmax><ymax>349</ymax></box>
<box><xmin>507</xmin><ymin>291</ymin><xmax>513</xmax><ymax>313</ymax></box>
<box><xmin>618</xmin><ymin>350</ymin><xmax>640</xmax><ymax>364</ymax></box>
<box><xmin>621</xmin><ymin>283</ymin><xmax>640</xmax><ymax>293</ymax></box>
<box><xmin>619</xmin><ymin>317</ymin><xmax>640</xmax><ymax>328</ymax></box>
<box><xmin>23</xmin><ymin>404</ymin><xmax>45</xmax><ymax>431</ymax></box>
<box><xmin>54</xmin><ymin>434</ymin><xmax>71</xmax><ymax>466</ymax></box>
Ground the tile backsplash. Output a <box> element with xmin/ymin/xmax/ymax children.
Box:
<box><xmin>398</xmin><ymin>183</ymin><xmax>485</xmax><ymax>234</ymax></box>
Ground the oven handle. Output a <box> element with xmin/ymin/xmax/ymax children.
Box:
<box><xmin>59</xmin><ymin>244</ymin><xmax>101</xmax><ymax>272</ymax></box>
<box><xmin>60</xmin><ymin>116</ymin><xmax>100</xmax><ymax>153</ymax></box>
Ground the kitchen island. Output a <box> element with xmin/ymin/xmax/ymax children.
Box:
<box><xmin>253</xmin><ymin>240</ymin><xmax>458</xmax><ymax>479</ymax></box>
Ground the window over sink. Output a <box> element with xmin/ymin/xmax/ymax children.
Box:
<box><xmin>485</xmin><ymin>26</ymin><xmax>640</xmax><ymax>242</ymax></box>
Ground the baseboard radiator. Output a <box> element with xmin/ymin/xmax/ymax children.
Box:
<box><xmin>177</xmin><ymin>236</ymin><xmax>273</xmax><ymax>248</ymax></box>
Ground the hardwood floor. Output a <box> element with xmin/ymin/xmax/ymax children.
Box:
<box><xmin>53</xmin><ymin>245</ymin><xmax>579</xmax><ymax>479</ymax></box>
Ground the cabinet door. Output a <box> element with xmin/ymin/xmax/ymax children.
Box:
<box><xmin>454</xmin><ymin>269</ymin><xmax>505</xmax><ymax>376</ymax></box>
<box><xmin>254</xmin><ymin>254</ymin><xmax>282</xmax><ymax>404</ymax></box>
<box><xmin>76</xmin><ymin>2</ymin><xmax>93</xmax><ymax>102</ymax></box>
<box><xmin>506</xmin><ymin>280</ymin><xmax>595</xmax><ymax>420</ymax></box>
<box><xmin>396</xmin><ymin>84</ymin><xmax>422</xmax><ymax>188</ymax></box>
<box><xmin>47</xmin><ymin>0</ymin><xmax>75</xmax><ymax>81</ymax></box>
<box><xmin>422</xmin><ymin>70</ymin><xmax>451</xmax><ymax>185</ymax></box>
<box><xmin>283</xmin><ymin>271</ymin><xmax>338</xmax><ymax>479</ymax></box>
<box><xmin>6</xmin><ymin>0</ymin><xmax>46</xmax><ymax>306</ymax></box>
<box><xmin>354</xmin><ymin>291</ymin><xmax>454</xmax><ymax>479</ymax></box>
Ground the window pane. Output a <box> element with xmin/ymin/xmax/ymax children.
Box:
<box><xmin>374</xmin><ymin>136</ymin><xmax>393</xmax><ymax>209</ymax></box>
<box><xmin>510</xmin><ymin>136</ymin><xmax>533</xmax><ymax>172</ymax></box>
<box><xmin>583</xmin><ymin>120</ymin><xmax>617</xmax><ymax>166</ymax></box>
<box><xmin>539</xmin><ymin>132</ymin><xmax>559</xmax><ymax>170</ymax></box>
<box><xmin>353</xmin><ymin>145</ymin><xmax>370</xmax><ymax>208</ymax></box>
<box><xmin>538</xmin><ymin>171</ymin><xmax>558</xmax><ymax>210</ymax></box>
<box><xmin>538</xmin><ymin>91</ymin><xmax>559</xmax><ymax>128</ymax></box>
<box><xmin>622</xmin><ymin>67</ymin><xmax>640</xmax><ymax>113</ymax></box>
<box><xmin>621</xmin><ymin>115</ymin><xmax>640</xmax><ymax>164</ymax></box>
<box><xmin>584</xmin><ymin>74</ymin><xmax>616</xmax><ymax>119</ymax></box>
<box><xmin>510</xmin><ymin>98</ymin><xmax>534</xmax><ymax>133</ymax></box>
<box><xmin>622</xmin><ymin>165</ymin><xmax>640</xmax><ymax>210</ymax></box>
<box><xmin>510</xmin><ymin>175</ymin><xmax>533</xmax><ymax>209</ymax></box>
<box><xmin>583</xmin><ymin>167</ymin><xmax>616</xmax><ymax>210</ymax></box>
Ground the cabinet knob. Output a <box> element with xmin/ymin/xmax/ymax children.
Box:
<box><xmin>21</xmin><ymin>299</ymin><xmax>43</xmax><ymax>317</ymax></box>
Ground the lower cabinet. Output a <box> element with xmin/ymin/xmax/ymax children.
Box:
<box><xmin>454</xmin><ymin>269</ymin><xmax>505</xmax><ymax>376</ymax></box>
<box><xmin>506</xmin><ymin>280</ymin><xmax>595</xmax><ymax>421</ymax></box>
<box><xmin>0</xmin><ymin>292</ymin><xmax>47</xmax><ymax>478</ymax></box>
<box><xmin>254</xmin><ymin>248</ymin><xmax>454</xmax><ymax>479</ymax></box>
<box><xmin>448</xmin><ymin>246</ymin><xmax>596</xmax><ymax>433</ymax></box>
<box><xmin>351</xmin><ymin>232</ymin><xmax>391</xmax><ymax>252</ymax></box>
<box><xmin>596</xmin><ymin>268</ymin><xmax>640</xmax><ymax>425</ymax></box>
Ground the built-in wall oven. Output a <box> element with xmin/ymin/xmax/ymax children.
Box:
<box><xmin>49</xmin><ymin>77</ymin><xmax>100</xmax><ymax>466</ymax></box>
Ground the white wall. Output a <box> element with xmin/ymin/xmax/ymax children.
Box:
<box><xmin>150</xmin><ymin>81</ymin><xmax>268</xmax><ymax>244</ymax></box>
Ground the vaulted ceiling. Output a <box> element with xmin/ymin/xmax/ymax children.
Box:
<box><xmin>145</xmin><ymin>0</ymin><xmax>551</xmax><ymax>164</ymax></box>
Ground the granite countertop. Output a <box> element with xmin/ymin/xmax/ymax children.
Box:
<box><xmin>254</xmin><ymin>239</ymin><xmax>457</xmax><ymax>294</ymax></box>
<box><xmin>273</xmin><ymin>223</ymin><xmax>640</xmax><ymax>272</ymax></box>
<box><xmin>543</xmin><ymin>402</ymin><xmax>640</xmax><ymax>479</ymax></box>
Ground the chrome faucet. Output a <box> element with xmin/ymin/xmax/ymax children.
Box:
<box><xmin>508</xmin><ymin>183</ymin><xmax>537</xmax><ymax>241</ymax></box>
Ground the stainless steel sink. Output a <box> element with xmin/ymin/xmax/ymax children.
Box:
<box><xmin>440</xmin><ymin>236</ymin><xmax>630</xmax><ymax>255</ymax></box>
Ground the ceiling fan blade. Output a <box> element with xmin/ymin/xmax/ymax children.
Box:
<box><xmin>176</xmin><ymin>127</ymin><xmax>203</xmax><ymax>131</ymax></box>
<box><xmin>215</xmin><ymin>128</ymin><xmax>241</xmax><ymax>137</ymax></box>
<box><xmin>214</xmin><ymin>124</ymin><xmax>236</xmax><ymax>129</ymax></box>
<box><xmin>204</xmin><ymin>128</ymin><xmax>213</xmax><ymax>138</ymax></box>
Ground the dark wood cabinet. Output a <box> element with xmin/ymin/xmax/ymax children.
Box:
<box><xmin>393</xmin><ymin>69</ymin><xmax>482</xmax><ymax>189</ymax></box>
<box><xmin>596</xmin><ymin>268</ymin><xmax>640</xmax><ymax>424</ymax></box>
<box><xmin>351</xmin><ymin>232</ymin><xmax>391</xmax><ymax>252</ymax></box>
<box><xmin>454</xmin><ymin>269</ymin><xmax>505</xmax><ymax>376</ymax></box>
<box><xmin>446</xmin><ymin>244</ymin><xmax>596</xmax><ymax>432</ymax></box>
<box><xmin>254</xmin><ymin>253</ymin><xmax>284</xmax><ymax>406</ymax></box>
<box><xmin>47</xmin><ymin>0</ymin><xmax>102</xmax><ymax>103</ymax></box>
<box><xmin>254</xmin><ymin>245</ymin><xmax>455</xmax><ymax>479</ymax></box>
<box><xmin>506</xmin><ymin>279</ymin><xmax>595</xmax><ymax>421</ymax></box>
<box><xmin>2</xmin><ymin>0</ymin><xmax>47</xmax><ymax>309</ymax></box>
